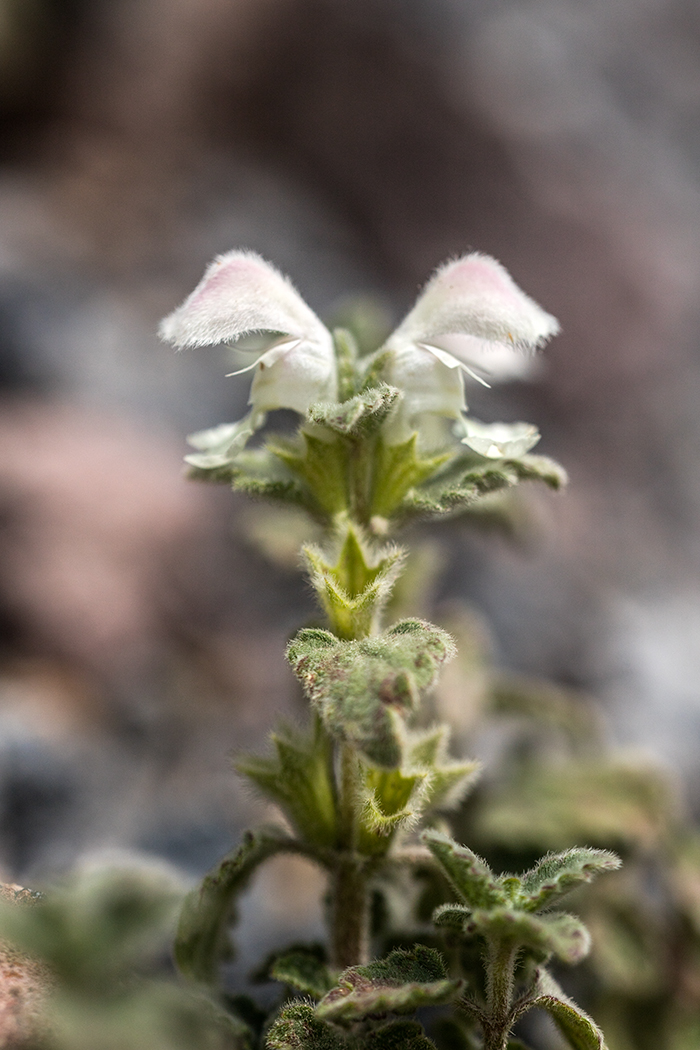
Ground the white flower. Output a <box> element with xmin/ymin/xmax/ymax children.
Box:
<box><xmin>159</xmin><ymin>251</ymin><xmax>337</xmax><ymax>461</ymax></box>
<box><xmin>460</xmin><ymin>418</ymin><xmax>541</xmax><ymax>459</ymax></box>
<box><xmin>382</xmin><ymin>253</ymin><xmax>559</xmax><ymax>436</ymax></box>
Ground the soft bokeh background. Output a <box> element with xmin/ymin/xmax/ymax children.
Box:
<box><xmin>0</xmin><ymin>0</ymin><xmax>699</xmax><ymax>917</ymax></box>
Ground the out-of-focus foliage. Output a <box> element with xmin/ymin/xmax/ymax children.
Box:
<box><xmin>0</xmin><ymin>866</ymin><xmax>240</xmax><ymax>1050</ymax></box>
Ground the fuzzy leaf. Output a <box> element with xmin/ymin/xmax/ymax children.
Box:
<box><xmin>270</xmin><ymin>948</ymin><xmax>335</xmax><ymax>999</ymax></box>
<box><xmin>427</xmin><ymin>762</ymin><xmax>481</xmax><ymax>812</ymax></box>
<box><xmin>188</xmin><ymin>445</ymin><xmax>324</xmax><ymax>517</ymax></box>
<box><xmin>401</xmin><ymin>454</ymin><xmax>566</xmax><ymax>522</ymax></box>
<box><xmin>303</xmin><ymin>530</ymin><xmax>406</xmax><ymax>639</ymax></box>
<box><xmin>235</xmin><ymin>720</ymin><xmax>337</xmax><ymax>849</ymax></box>
<box><xmin>271</xmin><ymin>432</ymin><xmax>350</xmax><ymax>517</ymax></box>
<box><xmin>406</xmin><ymin>728</ymin><xmax>480</xmax><ymax>812</ymax></box>
<box><xmin>358</xmin><ymin>767</ymin><xmax>428</xmax><ymax>852</ymax></box>
<box><xmin>432</xmin><ymin>902</ymin><xmax>473</xmax><ymax>932</ymax></box>
<box><xmin>370</xmin><ymin>435</ymin><xmax>450</xmax><ymax>518</ymax></box>
<box><xmin>175</xmin><ymin>826</ymin><xmax>299</xmax><ymax>985</ymax></box>
<box><xmin>519</xmin><ymin>849</ymin><xmax>621</xmax><ymax>912</ymax></box>
<box><xmin>422</xmin><ymin>831</ymin><xmax>507</xmax><ymax>910</ymax></box>
<box><xmin>525</xmin><ymin>968</ymin><xmax>607</xmax><ymax>1050</ymax></box>
<box><xmin>316</xmin><ymin>946</ymin><xmax>462</xmax><ymax>1024</ymax></box>
<box><xmin>468</xmin><ymin>908</ymin><xmax>591</xmax><ymax>964</ymax></box>
<box><xmin>267</xmin><ymin>1001</ymin><xmax>347</xmax><ymax>1050</ymax></box>
<box><xmin>0</xmin><ymin>867</ymin><xmax>180</xmax><ymax>993</ymax></box>
<box><xmin>307</xmin><ymin>384</ymin><xmax>400</xmax><ymax>438</ymax></box>
<box><xmin>287</xmin><ymin>621</ymin><xmax>455</xmax><ymax>768</ymax></box>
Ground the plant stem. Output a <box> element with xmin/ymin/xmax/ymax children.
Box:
<box><xmin>330</xmin><ymin>742</ymin><xmax>370</xmax><ymax>969</ymax></box>
<box><xmin>482</xmin><ymin>939</ymin><xmax>517</xmax><ymax>1050</ymax></box>
<box><xmin>348</xmin><ymin>436</ymin><xmax>373</xmax><ymax>526</ymax></box>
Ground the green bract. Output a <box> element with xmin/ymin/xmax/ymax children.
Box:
<box><xmin>287</xmin><ymin>620</ymin><xmax>456</xmax><ymax>767</ymax></box>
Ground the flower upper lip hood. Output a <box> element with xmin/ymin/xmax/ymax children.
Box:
<box><xmin>159</xmin><ymin>250</ymin><xmax>337</xmax><ymax>416</ymax></box>
<box><xmin>382</xmin><ymin>253</ymin><xmax>560</xmax><ymax>426</ymax></box>
<box><xmin>387</xmin><ymin>252</ymin><xmax>560</xmax><ymax>354</ymax></box>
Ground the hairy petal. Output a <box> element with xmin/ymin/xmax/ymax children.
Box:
<box><xmin>383</xmin><ymin>343</ymin><xmax>466</xmax><ymax>422</ymax></box>
<box><xmin>159</xmin><ymin>250</ymin><xmax>331</xmax><ymax>349</ymax></box>
<box><xmin>250</xmin><ymin>337</ymin><xmax>338</xmax><ymax>414</ymax></box>
<box><xmin>160</xmin><ymin>250</ymin><xmax>338</xmax><ymax>420</ymax></box>
<box><xmin>387</xmin><ymin>253</ymin><xmax>560</xmax><ymax>352</ymax></box>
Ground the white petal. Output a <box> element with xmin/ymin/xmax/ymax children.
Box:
<box><xmin>384</xmin><ymin>343</ymin><xmax>466</xmax><ymax>420</ymax></box>
<box><xmin>386</xmin><ymin>253</ymin><xmax>559</xmax><ymax>352</ymax></box>
<box><xmin>461</xmin><ymin>418</ymin><xmax>541</xmax><ymax>458</ymax></box>
<box><xmin>186</xmin><ymin>419</ymin><xmax>255</xmax><ymax>452</ymax></box>
<box><xmin>429</xmin><ymin>334</ymin><xmax>543</xmax><ymax>382</ymax></box>
<box><xmin>185</xmin><ymin>414</ymin><xmax>262</xmax><ymax>466</ymax></box>
<box><xmin>249</xmin><ymin>339</ymin><xmax>338</xmax><ymax>415</ymax></box>
<box><xmin>159</xmin><ymin>250</ymin><xmax>330</xmax><ymax>349</ymax></box>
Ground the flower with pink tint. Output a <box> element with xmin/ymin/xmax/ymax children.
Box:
<box><xmin>160</xmin><ymin>249</ymin><xmax>558</xmax><ymax>465</ymax></box>
<box><xmin>381</xmin><ymin>253</ymin><xmax>559</xmax><ymax>437</ymax></box>
<box><xmin>160</xmin><ymin>252</ymin><xmax>337</xmax><ymax>464</ymax></box>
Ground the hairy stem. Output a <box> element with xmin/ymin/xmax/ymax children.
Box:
<box><xmin>330</xmin><ymin>743</ymin><xmax>369</xmax><ymax>968</ymax></box>
<box><xmin>482</xmin><ymin>939</ymin><xmax>517</xmax><ymax>1050</ymax></box>
<box><xmin>348</xmin><ymin>436</ymin><xmax>373</xmax><ymax>526</ymax></box>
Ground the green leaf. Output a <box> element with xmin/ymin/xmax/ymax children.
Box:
<box><xmin>433</xmin><ymin>903</ymin><xmax>590</xmax><ymax>963</ymax></box>
<box><xmin>465</xmin><ymin>909</ymin><xmax>591</xmax><ymax>964</ymax></box>
<box><xmin>400</xmin><ymin>462</ymin><xmax>521</xmax><ymax>519</ymax></box>
<box><xmin>366</xmin><ymin>1020</ymin><xmax>437</xmax><ymax>1050</ymax></box>
<box><xmin>287</xmin><ymin>621</ymin><xmax>456</xmax><ymax>768</ymax></box>
<box><xmin>316</xmin><ymin>946</ymin><xmax>462</xmax><ymax>1024</ymax></box>
<box><xmin>270</xmin><ymin>947</ymin><xmax>335</xmax><ymax>999</ymax></box>
<box><xmin>422</xmin><ymin>831</ymin><xmax>507</xmax><ymax>910</ymax></box>
<box><xmin>303</xmin><ymin>529</ymin><xmax>406</xmax><ymax>639</ymax></box>
<box><xmin>370</xmin><ymin>435</ymin><xmax>450</xmax><ymax>518</ymax></box>
<box><xmin>400</xmin><ymin>453</ymin><xmax>567</xmax><ymax>522</ymax></box>
<box><xmin>406</xmin><ymin>727</ymin><xmax>480</xmax><ymax>813</ymax></box>
<box><xmin>235</xmin><ymin>719</ymin><xmax>338</xmax><ymax>849</ymax></box>
<box><xmin>519</xmin><ymin>848</ymin><xmax>621</xmax><ymax>912</ymax></box>
<box><xmin>307</xmin><ymin>384</ymin><xmax>400</xmax><ymax>439</ymax></box>
<box><xmin>272</xmin><ymin>431</ymin><xmax>350</xmax><ymax>517</ymax></box>
<box><xmin>188</xmin><ymin>443</ymin><xmax>319</xmax><ymax>515</ymax></box>
<box><xmin>432</xmin><ymin>902</ymin><xmax>473</xmax><ymax>932</ymax></box>
<box><xmin>358</xmin><ymin>766</ymin><xmax>428</xmax><ymax>851</ymax></box>
<box><xmin>524</xmin><ymin>968</ymin><xmax>607</xmax><ymax>1050</ymax></box>
<box><xmin>267</xmin><ymin>1001</ymin><xmax>348</xmax><ymax>1050</ymax></box>
<box><xmin>174</xmin><ymin>825</ymin><xmax>301</xmax><ymax>985</ymax></box>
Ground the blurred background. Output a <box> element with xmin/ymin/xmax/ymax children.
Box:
<box><xmin>0</xmin><ymin>0</ymin><xmax>699</xmax><ymax>913</ymax></box>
